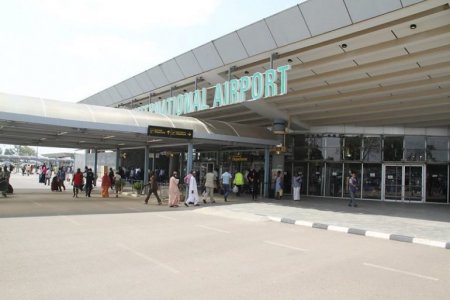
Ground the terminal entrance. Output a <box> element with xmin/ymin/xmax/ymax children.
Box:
<box><xmin>383</xmin><ymin>165</ymin><xmax>424</xmax><ymax>202</ymax></box>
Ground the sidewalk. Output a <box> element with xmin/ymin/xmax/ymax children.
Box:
<box><xmin>197</xmin><ymin>195</ymin><xmax>450</xmax><ymax>249</ymax></box>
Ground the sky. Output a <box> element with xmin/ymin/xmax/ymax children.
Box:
<box><xmin>0</xmin><ymin>0</ymin><xmax>302</xmax><ymax>154</ymax></box>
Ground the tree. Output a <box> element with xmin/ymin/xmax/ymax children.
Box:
<box><xmin>4</xmin><ymin>148</ymin><xmax>16</xmax><ymax>155</ymax></box>
<box><xmin>17</xmin><ymin>146</ymin><xmax>36</xmax><ymax>156</ymax></box>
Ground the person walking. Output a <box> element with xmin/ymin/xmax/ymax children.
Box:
<box><xmin>220</xmin><ymin>169</ymin><xmax>232</xmax><ymax>202</ymax></box>
<box><xmin>71</xmin><ymin>168</ymin><xmax>83</xmax><ymax>198</ymax></box>
<box><xmin>292</xmin><ymin>172</ymin><xmax>302</xmax><ymax>201</ymax></box>
<box><xmin>57</xmin><ymin>167</ymin><xmax>66</xmax><ymax>192</ymax></box>
<box><xmin>85</xmin><ymin>168</ymin><xmax>95</xmax><ymax>197</ymax></box>
<box><xmin>185</xmin><ymin>170</ymin><xmax>200</xmax><ymax>207</ymax></box>
<box><xmin>233</xmin><ymin>170</ymin><xmax>244</xmax><ymax>197</ymax></box>
<box><xmin>203</xmin><ymin>171</ymin><xmax>216</xmax><ymax>204</ymax></box>
<box><xmin>114</xmin><ymin>171</ymin><xmax>122</xmax><ymax>198</ymax></box>
<box><xmin>275</xmin><ymin>171</ymin><xmax>284</xmax><ymax>200</ymax></box>
<box><xmin>101</xmin><ymin>172</ymin><xmax>111</xmax><ymax>198</ymax></box>
<box><xmin>247</xmin><ymin>169</ymin><xmax>259</xmax><ymax>200</ymax></box>
<box><xmin>108</xmin><ymin>168</ymin><xmax>115</xmax><ymax>191</ymax></box>
<box><xmin>168</xmin><ymin>171</ymin><xmax>181</xmax><ymax>207</ymax></box>
<box><xmin>348</xmin><ymin>171</ymin><xmax>358</xmax><ymax>207</ymax></box>
<box><xmin>144</xmin><ymin>171</ymin><xmax>162</xmax><ymax>205</ymax></box>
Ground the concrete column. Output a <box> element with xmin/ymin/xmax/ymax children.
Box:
<box><xmin>144</xmin><ymin>146</ymin><xmax>149</xmax><ymax>183</ymax></box>
<box><xmin>115</xmin><ymin>147</ymin><xmax>120</xmax><ymax>171</ymax></box>
<box><xmin>187</xmin><ymin>143</ymin><xmax>193</xmax><ymax>174</ymax></box>
<box><xmin>94</xmin><ymin>149</ymin><xmax>98</xmax><ymax>181</ymax></box>
<box><xmin>264</xmin><ymin>146</ymin><xmax>270</xmax><ymax>198</ymax></box>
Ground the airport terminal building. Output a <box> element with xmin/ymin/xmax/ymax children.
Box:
<box><xmin>76</xmin><ymin>0</ymin><xmax>449</xmax><ymax>203</ymax></box>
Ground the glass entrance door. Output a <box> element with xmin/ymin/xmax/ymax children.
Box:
<box><xmin>383</xmin><ymin>165</ymin><xmax>424</xmax><ymax>202</ymax></box>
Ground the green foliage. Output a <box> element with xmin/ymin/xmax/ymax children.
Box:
<box><xmin>3</xmin><ymin>146</ymin><xmax>36</xmax><ymax>156</ymax></box>
<box><xmin>4</xmin><ymin>148</ymin><xmax>16</xmax><ymax>155</ymax></box>
<box><xmin>132</xmin><ymin>181</ymin><xmax>144</xmax><ymax>191</ymax></box>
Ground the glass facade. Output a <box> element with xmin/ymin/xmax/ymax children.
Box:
<box><xmin>286</xmin><ymin>134</ymin><xmax>449</xmax><ymax>203</ymax></box>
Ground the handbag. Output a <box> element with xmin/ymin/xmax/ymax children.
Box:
<box><xmin>232</xmin><ymin>185</ymin><xmax>239</xmax><ymax>193</ymax></box>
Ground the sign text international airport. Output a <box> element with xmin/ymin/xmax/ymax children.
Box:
<box><xmin>136</xmin><ymin>65</ymin><xmax>291</xmax><ymax>116</ymax></box>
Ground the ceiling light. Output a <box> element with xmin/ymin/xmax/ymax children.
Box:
<box><xmin>341</xmin><ymin>43</ymin><xmax>348</xmax><ymax>49</ymax></box>
<box><xmin>118</xmin><ymin>143</ymin><xmax>126</xmax><ymax>146</ymax></box>
<box><xmin>287</xmin><ymin>59</ymin><xmax>293</xmax><ymax>63</ymax></box>
<box><xmin>103</xmin><ymin>135</ymin><xmax>115</xmax><ymax>139</ymax></box>
<box><xmin>57</xmin><ymin>131</ymin><xmax>68</xmax><ymax>136</ymax></box>
<box><xmin>244</xmin><ymin>71</ymin><xmax>249</xmax><ymax>75</ymax></box>
<box><xmin>410</xmin><ymin>24</ymin><xmax>417</xmax><ymax>29</ymax></box>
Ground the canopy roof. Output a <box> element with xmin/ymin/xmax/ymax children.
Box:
<box><xmin>0</xmin><ymin>93</ymin><xmax>278</xmax><ymax>150</ymax></box>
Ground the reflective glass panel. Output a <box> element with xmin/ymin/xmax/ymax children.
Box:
<box><xmin>325</xmin><ymin>163</ymin><xmax>342</xmax><ymax>197</ymax></box>
<box><xmin>405</xmin><ymin>136</ymin><xmax>425</xmax><ymax>162</ymax></box>
<box><xmin>308</xmin><ymin>137</ymin><xmax>324</xmax><ymax>160</ymax></box>
<box><xmin>362</xmin><ymin>137</ymin><xmax>381</xmax><ymax>162</ymax></box>
<box><xmin>427</xmin><ymin>137</ymin><xmax>449</xmax><ymax>162</ymax></box>
<box><xmin>343</xmin><ymin>163</ymin><xmax>361</xmax><ymax>198</ymax></box>
<box><xmin>384</xmin><ymin>136</ymin><xmax>403</xmax><ymax>161</ymax></box>
<box><xmin>362</xmin><ymin>164</ymin><xmax>381</xmax><ymax>199</ymax></box>
<box><xmin>325</xmin><ymin>137</ymin><xmax>341</xmax><ymax>161</ymax></box>
<box><xmin>426</xmin><ymin>164</ymin><xmax>448</xmax><ymax>203</ymax></box>
<box><xmin>344</xmin><ymin>136</ymin><xmax>361</xmax><ymax>161</ymax></box>
<box><xmin>308</xmin><ymin>162</ymin><xmax>324</xmax><ymax>195</ymax></box>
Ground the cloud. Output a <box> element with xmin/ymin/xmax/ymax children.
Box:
<box><xmin>35</xmin><ymin>0</ymin><xmax>222</xmax><ymax>31</ymax></box>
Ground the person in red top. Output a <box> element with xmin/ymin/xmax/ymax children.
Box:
<box><xmin>72</xmin><ymin>168</ymin><xmax>84</xmax><ymax>198</ymax></box>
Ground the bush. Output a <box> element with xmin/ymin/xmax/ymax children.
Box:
<box><xmin>132</xmin><ymin>181</ymin><xmax>144</xmax><ymax>191</ymax></box>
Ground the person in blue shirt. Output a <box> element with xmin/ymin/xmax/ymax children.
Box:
<box><xmin>220</xmin><ymin>169</ymin><xmax>232</xmax><ymax>202</ymax></box>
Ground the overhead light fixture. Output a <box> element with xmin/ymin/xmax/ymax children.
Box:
<box><xmin>410</xmin><ymin>24</ymin><xmax>417</xmax><ymax>29</ymax></box>
<box><xmin>57</xmin><ymin>131</ymin><xmax>68</xmax><ymax>136</ymax></box>
<box><xmin>341</xmin><ymin>43</ymin><xmax>348</xmax><ymax>49</ymax></box>
<box><xmin>244</xmin><ymin>71</ymin><xmax>249</xmax><ymax>75</ymax></box>
<box><xmin>118</xmin><ymin>143</ymin><xmax>126</xmax><ymax>146</ymax></box>
<box><xmin>39</xmin><ymin>138</ymin><xmax>46</xmax><ymax>141</ymax></box>
<box><xmin>287</xmin><ymin>59</ymin><xmax>293</xmax><ymax>63</ymax></box>
<box><xmin>79</xmin><ymin>141</ymin><xmax>86</xmax><ymax>143</ymax></box>
<box><xmin>103</xmin><ymin>135</ymin><xmax>115</xmax><ymax>139</ymax></box>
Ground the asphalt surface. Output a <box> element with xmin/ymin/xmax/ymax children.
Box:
<box><xmin>1</xmin><ymin>173</ymin><xmax>450</xmax><ymax>299</ymax></box>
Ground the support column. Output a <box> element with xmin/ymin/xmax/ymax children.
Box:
<box><xmin>264</xmin><ymin>146</ymin><xmax>270</xmax><ymax>198</ymax></box>
<box><xmin>144</xmin><ymin>146</ymin><xmax>149</xmax><ymax>184</ymax></box>
<box><xmin>94</xmin><ymin>149</ymin><xmax>98</xmax><ymax>182</ymax></box>
<box><xmin>187</xmin><ymin>143</ymin><xmax>193</xmax><ymax>174</ymax></box>
<box><xmin>116</xmin><ymin>147</ymin><xmax>120</xmax><ymax>170</ymax></box>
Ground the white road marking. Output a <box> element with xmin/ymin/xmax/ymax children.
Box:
<box><xmin>196</xmin><ymin>225</ymin><xmax>230</xmax><ymax>234</ymax></box>
<box><xmin>156</xmin><ymin>214</ymin><xmax>177</xmax><ymax>221</ymax></box>
<box><xmin>116</xmin><ymin>243</ymin><xmax>180</xmax><ymax>274</ymax></box>
<box><xmin>59</xmin><ymin>215</ymin><xmax>82</xmax><ymax>226</ymax></box>
<box><xmin>263</xmin><ymin>241</ymin><xmax>307</xmax><ymax>252</ymax></box>
<box><xmin>363</xmin><ymin>263</ymin><xmax>439</xmax><ymax>281</ymax></box>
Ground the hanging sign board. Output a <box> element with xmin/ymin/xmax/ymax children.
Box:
<box><xmin>147</xmin><ymin>126</ymin><xmax>193</xmax><ymax>139</ymax></box>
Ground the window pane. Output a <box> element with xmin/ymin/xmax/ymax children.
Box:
<box><xmin>426</xmin><ymin>164</ymin><xmax>448</xmax><ymax>203</ymax></box>
<box><xmin>325</xmin><ymin>137</ymin><xmax>341</xmax><ymax>161</ymax></box>
<box><xmin>308</xmin><ymin>137</ymin><xmax>324</xmax><ymax>160</ymax></box>
<box><xmin>362</xmin><ymin>164</ymin><xmax>381</xmax><ymax>199</ymax></box>
<box><xmin>308</xmin><ymin>162</ymin><xmax>324</xmax><ymax>195</ymax></box>
<box><xmin>344</xmin><ymin>163</ymin><xmax>361</xmax><ymax>198</ymax></box>
<box><xmin>405</xmin><ymin>136</ymin><xmax>425</xmax><ymax>162</ymax></box>
<box><xmin>384</xmin><ymin>136</ymin><xmax>403</xmax><ymax>161</ymax></box>
<box><xmin>293</xmin><ymin>135</ymin><xmax>308</xmax><ymax>160</ymax></box>
<box><xmin>344</xmin><ymin>136</ymin><xmax>361</xmax><ymax>161</ymax></box>
<box><xmin>325</xmin><ymin>163</ymin><xmax>342</xmax><ymax>197</ymax></box>
<box><xmin>363</xmin><ymin>137</ymin><xmax>381</xmax><ymax>162</ymax></box>
<box><xmin>427</xmin><ymin>137</ymin><xmax>449</xmax><ymax>162</ymax></box>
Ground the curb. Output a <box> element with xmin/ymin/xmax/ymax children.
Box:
<box><xmin>269</xmin><ymin>216</ymin><xmax>450</xmax><ymax>250</ymax></box>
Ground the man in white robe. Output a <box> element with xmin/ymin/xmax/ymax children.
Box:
<box><xmin>185</xmin><ymin>171</ymin><xmax>200</xmax><ymax>207</ymax></box>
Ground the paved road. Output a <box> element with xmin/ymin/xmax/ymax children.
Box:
<box><xmin>1</xmin><ymin>173</ymin><xmax>450</xmax><ymax>299</ymax></box>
